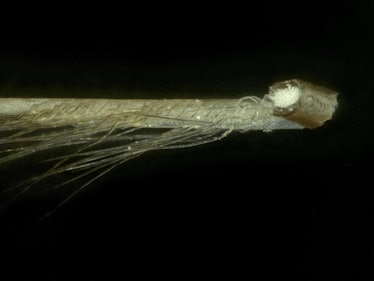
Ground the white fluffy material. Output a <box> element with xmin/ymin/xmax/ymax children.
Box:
<box><xmin>270</xmin><ymin>84</ymin><xmax>300</xmax><ymax>108</ymax></box>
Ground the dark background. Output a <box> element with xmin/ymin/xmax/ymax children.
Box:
<box><xmin>1</xmin><ymin>2</ymin><xmax>373</xmax><ymax>280</ymax></box>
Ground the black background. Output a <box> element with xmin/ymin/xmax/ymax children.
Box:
<box><xmin>1</xmin><ymin>2</ymin><xmax>374</xmax><ymax>280</ymax></box>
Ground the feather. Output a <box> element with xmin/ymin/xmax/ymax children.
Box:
<box><xmin>0</xmin><ymin>79</ymin><xmax>338</xmax><ymax>218</ymax></box>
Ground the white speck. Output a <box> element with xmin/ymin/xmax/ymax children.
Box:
<box><xmin>196</xmin><ymin>115</ymin><xmax>201</xmax><ymax>120</ymax></box>
<box><xmin>270</xmin><ymin>84</ymin><xmax>301</xmax><ymax>108</ymax></box>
